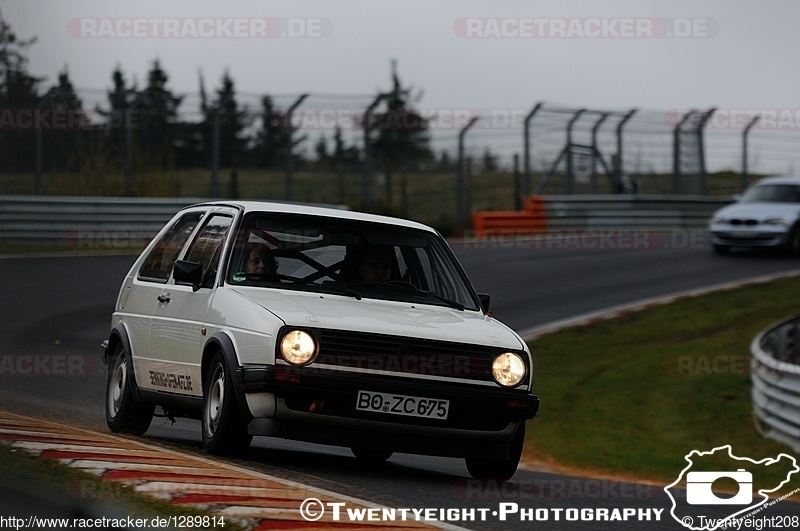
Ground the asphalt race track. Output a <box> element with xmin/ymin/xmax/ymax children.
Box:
<box><xmin>1</xmin><ymin>244</ymin><xmax>800</xmax><ymax>530</ymax></box>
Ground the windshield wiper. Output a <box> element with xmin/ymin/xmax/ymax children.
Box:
<box><xmin>279</xmin><ymin>276</ymin><xmax>363</xmax><ymax>300</ymax></box>
<box><xmin>357</xmin><ymin>281</ymin><xmax>465</xmax><ymax>311</ymax></box>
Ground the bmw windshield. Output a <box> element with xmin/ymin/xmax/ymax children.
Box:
<box><xmin>225</xmin><ymin>213</ymin><xmax>480</xmax><ymax>311</ymax></box>
<box><xmin>740</xmin><ymin>184</ymin><xmax>800</xmax><ymax>203</ymax></box>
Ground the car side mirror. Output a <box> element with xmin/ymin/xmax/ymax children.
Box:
<box><xmin>173</xmin><ymin>260</ymin><xmax>204</xmax><ymax>292</ymax></box>
<box><xmin>478</xmin><ymin>293</ymin><xmax>491</xmax><ymax>314</ymax></box>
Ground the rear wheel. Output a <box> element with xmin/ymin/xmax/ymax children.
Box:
<box><xmin>202</xmin><ymin>352</ymin><xmax>252</xmax><ymax>455</ymax></box>
<box><xmin>465</xmin><ymin>423</ymin><xmax>525</xmax><ymax>480</ymax></box>
<box><xmin>105</xmin><ymin>343</ymin><xmax>154</xmax><ymax>435</ymax></box>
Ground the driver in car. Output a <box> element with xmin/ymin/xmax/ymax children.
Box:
<box><xmin>358</xmin><ymin>244</ymin><xmax>393</xmax><ymax>284</ymax></box>
<box><xmin>245</xmin><ymin>243</ymin><xmax>278</xmax><ymax>277</ymax></box>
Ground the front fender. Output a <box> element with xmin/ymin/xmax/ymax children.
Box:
<box><xmin>203</xmin><ymin>332</ymin><xmax>253</xmax><ymax>422</ymax></box>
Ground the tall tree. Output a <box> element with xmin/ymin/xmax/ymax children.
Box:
<box><xmin>370</xmin><ymin>60</ymin><xmax>432</xmax><ymax>205</ymax></box>
<box><xmin>43</xmin><ymin>68</ymin><xmax>85</xmax><ymax>171</ymax></box>
<box><xmin>206</xmin><ymin>71</ymin><xmax>246</xmax><ymax>168</ymax></box>
<box><xmin>137</xmin><ymin>60</ymin><xmax>183</xmax><ymax>169</ymax></box>
<box><xmin>0</xmin><ymin>9</ymin><xmax>42</xmax><ymax>172</ymax></box>
<box><xmin>253</xmin><ymin>94</ymin><xmax>306</xmax><ymax>169</ymax></box>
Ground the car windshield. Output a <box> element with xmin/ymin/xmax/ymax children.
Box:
<box><xmin>740</xmin><ymin>184</ymin><xmax>800</xmax><ymax>203</ymax></box>
<box><xmin>225</xmin><ymin>213</ymin><xmax>480</xmax><ymax>311</ymax></box>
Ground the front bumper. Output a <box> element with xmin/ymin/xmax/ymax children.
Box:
<box><xmin>709</xmin><ymin>228</ymin><xmax>789</xmax><ymax>248</ymax></box>
<box><xmin>235</xmin><ymin>365</ymin><xmax>539</xmax><ymax>458</ymax></box>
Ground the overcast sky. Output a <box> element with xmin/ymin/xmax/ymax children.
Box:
<box><xmin>5</xmin><ymin>0</ymin><xmax>800</xmax><ymax>176</ymax></box>
<box><xmin>6</xmin><ymin>0</ymin><xmax>798</xmax><ymax>111</ymax></box>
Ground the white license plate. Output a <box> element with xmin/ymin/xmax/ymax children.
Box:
<box><xmin>730</xmin><ymin>231</ymin><xmax>758</xmax><ymax>238</ymax></box>
<box><xmin>356</xmin><ymin>390</ymin><xmax>449</xmax><ymax>420</ymax></box>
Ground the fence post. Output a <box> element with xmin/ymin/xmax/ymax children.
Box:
<box><xmin>34</xmin><ymin>95</ymin><xmax>51</xmax><ymax>196</ymax></box>
<box><xmin>458</xmin><ymin>117</ymin><xmax>480</xmax><ymax>229</ymax></box>
<box><xmin>211</xmin><ymin>105</ymin><xmax>220</xmax><ymax>197</ymax></box>
<box><xmin>523</xmin><ymin>102</ymin><xmax>543</xmax><ymax>197</ymax></box>
<box><xmin>697</xmin><ymin>107</ymin><xmax>716</xmax><ymax>195</ymax></box>
<box><xmin>285</xmin><ymin>94</ymin><xmax>309</xmax><ymax>202</ymax></box>
<box><xmin>615</xmin><ymin>109</ymin><xmax>637</xmax><ymax>191</ymax></box>
<box><xmin>742</xmin><ymin>115</ymin><xmax>760</xmax><ymax>191</ymax></box>
<box><xmin>513</xmin><ymin>153</ymin><xmax>522</xmax><ymax>210</ymax></box>
<box><xmin>565</xmin><ymin>109</ymin><xmax>586</xmax><ymax>194</ymax></box>
<box><xmin>362</xmin><ymin>94</ymin><xmax>386</xmax><ymax>207</ymax></box>
<box><xmin>590</xmin><ymin>113</ymin><xmax>609</xmax><ymax>194</ymax></box>
<box><xmin>672</xmin><ymin>110</ymin><xmax>695</xmax><ymax>194</ymax></box>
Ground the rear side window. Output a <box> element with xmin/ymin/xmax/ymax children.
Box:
<box><xmin>183</xmin><ymin>214</ymin><xmax>233</xmax><ymax>288</ymax></box>
<box><xmin>138</xmin><ymin>212</ymin><xmax>204</xmax><ymax>282</ymax></box>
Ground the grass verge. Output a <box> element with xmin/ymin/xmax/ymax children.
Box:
<box><xmin>523</xmin><ymin>276</ymin><xmax>800</xmax><ymax>496</ymax></box>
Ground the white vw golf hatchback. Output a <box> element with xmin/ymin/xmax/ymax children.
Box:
<box><xmin>103</xmin><ymin>201</ymin><xmax>539</xmax><ymax>479</ymax></box>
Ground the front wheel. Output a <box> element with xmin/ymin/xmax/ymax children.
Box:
<box><xmin>105</xmin><ymin>343</ymin><xmax>154</xmax><ymax>435</ymax></box>
<box><xmin>465</xmin><ymin>423</ymin><xmax>525</xmax><ymax>480</ymax></box>
<box><xmin>202</xmin><ymin>352</ymin><xmax>252</xmax><ymax>455</ymax></box>
<box><xmin>784</xmin><ymin>225</ymin><xmax>800</xmax><ymax>256</ymax></box>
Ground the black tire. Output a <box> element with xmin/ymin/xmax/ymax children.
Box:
<box><xmin>465</xmin><ymin>423</ymin><xmax>525</xmax><ymax>480</ymax></box>
<box><xmin>202</xmin><ymin>352</ymin><xmax>252</xmax><ymax>455</ymax></box>
<box><xmin>105</xmin><ymin>343</ymin><xmax>154</xmax><ymax>435</ymax></box>
<box><xmin>713</xmin><ymin>244</ymin><xmax>730</xmax><ymax>255</ymax></box>
<box><xmin>784</xmin><ymin>225</ymin><xmax>800</xmax><ymax>256</ymax></box>
<box><xmin>351</xmin><ymin>447</ymin><xmax>393</xmax><ymax>463</ymax></box>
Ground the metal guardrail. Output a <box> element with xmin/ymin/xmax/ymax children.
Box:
<box><xmin>751</xmin><ymin>316</ymin><xmax>800</xmax><ymax>453</ymax></box>
<box><xmin>542</xmin><ymin>194</ymin><xmax>733</xmax><ymax>230</ymax></box>
<box><xmin>0</xmin><ymin>196</ymin><xmax>203</xmax><ymax>248</ymax></box>
<box><xmin>0</xmin><ymin>194</ymin><xmax>733</xmax><ymax>248</ymax></box>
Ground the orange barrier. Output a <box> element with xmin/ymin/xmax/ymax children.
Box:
<box><xmin>472</xmin><ymin>196</ymin><xmax>547</xmax><ymax>236</ymax></box>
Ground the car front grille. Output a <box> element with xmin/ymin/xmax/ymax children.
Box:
<box><xmin>314</xmin><ymin>329</ymin><xmax>513</xmax><ymax>384</ymax></box>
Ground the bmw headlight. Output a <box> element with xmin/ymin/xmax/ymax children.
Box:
<box><xmin>492</xmin><ymin>352</ymin><xmax>526</xmax><ymax>387</ymax></box>
<box><xmin>764</xmin><ymin>217</ymin><xmax>792</xmax><ymax>227</ymax></box>
<box><xmin>711</xmin><ymin>217</ymin><xmax>727</xmax><ymax>225</ymax></box>
<box><xmin>279</xmin><ymin>330</ymin><xmax>318</xmax><ymax>366</ymax></box>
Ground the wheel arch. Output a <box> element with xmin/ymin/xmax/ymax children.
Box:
<box><xmin>106</xmin><ymin>323</ymin><xmax>144</xmax><ymax>402</ymax></box>
<box><xmin>202</xmin><ymin>332</ymin><xmax>253</xmax><ymax>422</ymax></box>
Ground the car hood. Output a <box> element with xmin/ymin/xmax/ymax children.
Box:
<box><xmin>714</xmin><ymin>202</ymin><xmax>800</xmax><ymax>220</ymax></box>
<box><xmin>229</xmin><ymin>286</ymin><xmax>525</xmax><ymax>351</ymax></box>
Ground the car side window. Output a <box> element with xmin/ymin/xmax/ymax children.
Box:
<box><xmin>183</xmin><ymin>214</ymin><xmax>233</xmax><ymax>288</ymax></box>
<box><xmin>138</xmin><ymin>212</ymin><xmax>205</xmax><ymax>283</ymax></box>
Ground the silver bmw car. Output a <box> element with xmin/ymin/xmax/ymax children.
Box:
<box><xmin>709</xmin><ymin>176</ymin><xmax>800</xmax><ymax>255</ymax></box>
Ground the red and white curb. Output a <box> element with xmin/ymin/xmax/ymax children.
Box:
<box><xmin>0</xmin><ymin>411</ymin><xmax>437</xmax><ymax>530</ymax></box>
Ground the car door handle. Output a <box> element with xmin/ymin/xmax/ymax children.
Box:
<box><xmin>157</xmin><ymin>295</ymin><xmax>171</xmax><ymax>304</ymax></box>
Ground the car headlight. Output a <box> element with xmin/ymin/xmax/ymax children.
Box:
<box><xmin>492</xmin><ymin>352</ymin><xmax>526</xmax><ymax>387</ymax></box>
<box><xmin>764</xmin><ymin>217</ymin><xmax>792</xmax><ymax>226</ymax></box>
<box><xmin>711</xmin><ymin>217</ymin><xmax>727</xmax><ymax>225</ymax></box>
<box><xmin>279</xmin><ymin>330</ymin><xmax>318</xmax><ymax>366</ymax></box>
